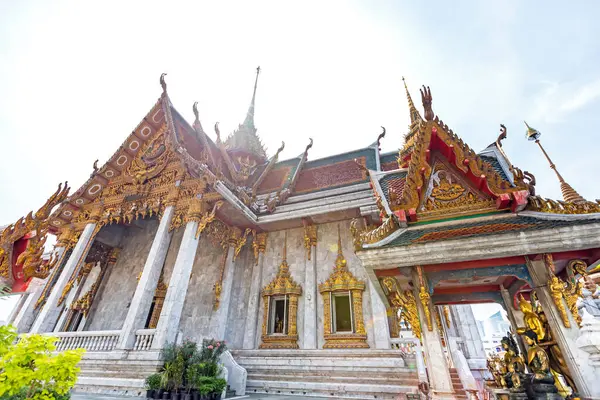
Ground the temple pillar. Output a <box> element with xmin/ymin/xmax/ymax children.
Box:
<box><xmin>526</xmin><ymin>257</ymin><xmax>599</xmax><ymax>398</ymax></box>
<box><xmin>118</xmin><ymin>205</ymin><xmax>175</xmax><ymax>350</ymax></box>
<box><xmin>31</xmin><ymin>222</ymin><xmax>98</xmax><ymax>333</ymax></box>
<box><xmin>303</xmin><ymin>225</ymin><xmax>318</xmax><ymax>349</ymax></box>
<box><xmin>8</xmin><ymin>293</ymin><xmax>29</xmax><ymax>326</ymax></box>
<box><xmin>210</xmin><ymin>236</ymin><xmax>237</xmax><ymax>340</ymax></box>
<box><xmin>152</xmin><ymin>216</ymin><xmax>200</xmax><ymax>349</ymax></box>
<box><xmin>411</xmin><ymin>268</ymin><xmax>454</xmax><ymax>399</ymax></box>
<box><xmin>500</xmin><ymin>285</ymin><xmax>526</xmax><ymax>356</ymax></box>
<box><xmin>242</xmin><ymin>233</ymin><xmax>267</xmax><ymax>350</ymax></box>
<box><xmin>368</xmin><ymin>279</ymin><xmax>391</xmax><ymax>349</ymax></box>
<box><xmin>450</xmin><ymin>305</ymin><xmax>485</xmax><ymax>360</ymax></box>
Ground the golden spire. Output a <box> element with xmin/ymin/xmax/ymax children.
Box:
<box><xmin>335</xmin><ymin>225</ymin><xmax>347</xmax><ymax>270</ymax></box>
<box><xmin>279</xmin><ymin>231</ymin><xmax>289</xmax><ymax>274</ymax></box>
<box><xmin>402</xmin><ymin>76</ymin><xmax>423</xmax><ymax>127</ymax></box>
<box><xmin>524</xmin><ymin>122</ymin><xmax>586</xmax><ymax>204</ymax></box>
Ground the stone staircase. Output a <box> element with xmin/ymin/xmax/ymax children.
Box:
<box><xmin>449</xmin><ymin>368</ymin><xmax>468</xmax><ymax>400</ymax></box>
<box><xmin>231</xmin><ymin>349</ymin><xmax>420</xmax><ymax>399</ymax></box>
<box><xmin>73</xmin><ymin>354</ymin><xmax>162</xmax><ymax>397</ymax></box>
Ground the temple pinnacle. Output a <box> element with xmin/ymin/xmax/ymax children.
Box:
<box><xmin>525</xmin><ymin>122</ymin><xmax>586</xmax><ymax>204</ymax></box>
<box><xmin>402</xmin><ymin>77</ymin><xmax>423</xmax><ymax>127</ymax></box>
<box><xmin>243</xmin><ymin>66</ymin><xmax>261</xmax><ymax>129</ymax></box>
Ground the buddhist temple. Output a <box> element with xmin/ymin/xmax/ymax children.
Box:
<box><xmin>3</xmin><ymin>69</ymin><xmax>600</xmax><ymax>400</ymax></box>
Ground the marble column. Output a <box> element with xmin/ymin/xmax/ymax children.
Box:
<box><xmin>31</xmin><ymin>222</ymin><xmax>97</xmax><ymax>333</ymax></box>
<box><xmin>411</xmin><ymin>268</ymin><xmax>454</xmax><ymax>399</ymax></box>
<box><xmin>210</xmin><ymin>245</ymin><xmax>236</xmax><ymax>340</ymax></box>
<box><xmin>368</xmin><ymin>279</ymin><xmax>391</xmax><ymax>349</ymax></box>
<box><xmin>152</xmin><ymin>218</ymin><xmax>200</xmax><ymax>349</ymax></box>
<box><xmin>8</xmin><ymin>293</ymin><xmax>30</xmax><ymax>326</ymax></box>
<box><xmin>527</xmin><ymin>257</ymin><xmax>598</xmax><ymax>398</ymax></box>
<box><xmin>243</xmin><ymin>235</ymin><xmax>267</xmax><ymax>349</ymax></box>
<box><xmin>303</xmin><ymin>243</ymin><xmax>318</xmax><ymax>349</ymax></box>
<box><xmin>450</xmin><ymin>305</ymin><xmax>485</xmax><ymax>360</ymax></box>
<box><xmin>118</xmin><ymin>205</ymin><xmax>175</xmax><ymax>349</ymax></box>
<box><xmin>500</xmin><ymin>285</ymin><xmax>526</xmax><ymax>356</ymax></box>
<box><xmin>54</xmin><ymin>279</ymin><xmax>82</xmax><ymax>332</ymax></box>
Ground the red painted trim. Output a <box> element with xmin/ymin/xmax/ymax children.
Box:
<box><xmin>434</xmin><ymin>285</ymin><xmax>500</xmax><ymax>295</ymax></box>
<box><xmin>374</xmin><ymin>268</ymin><xmax>401</xmax><ymax>277</ymax></box>
<box><xmin>423</xmin><ymin>256</ymin><xmax>526</xmax><ymax>272</ymax></box>
<box><xmin>434</xmin><ymin>299</ymin><xmax>494</xmax><ymax>305</ymax></box>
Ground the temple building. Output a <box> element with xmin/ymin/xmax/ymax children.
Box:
<box><xmin>3</xmin><ymin>69</ymin><xmax>600</xmax><ymax>400</ymax></box>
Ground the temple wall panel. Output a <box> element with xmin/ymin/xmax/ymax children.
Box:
<box><xmin>85</xmin><ymin>218</ymin><xmax>159</xmax><ymax>331</ymax></box>
<box><xmin>255</xmin><ymin>227</ymin><xmax>306</xmax><ymax>348</ymax></box>
<box><xmin>178</xmin><ymin>236</ymin><xmax>224</xmax><ymax>344</ymax></box>
<box><xmin>313</xmin><ymin>220</ymin><xmax>376</xmax><ymax>349</ymax></box>
<box><xmin>224</xmin><ymin>246</ymin><xmax>255</xmax><ymax>348</ymax></box>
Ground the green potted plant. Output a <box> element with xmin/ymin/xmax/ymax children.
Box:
<box><xmin>198</xmin><ymin>383</ymin><xmax>213</xmax><ymax>400</ymax></box>
<box><xmin>160</xmin><ymin>362</ymin><xmax>175</xmax><ymax>399</ymax></box>
<box><xmin>211</xmin><ymin>378</ymin><xmax>227</xmax><ymax>400</ymax></box>
<box><xmin>185</xmin><ymin>363</ymin><xmax>202</xmax><ymax>400</ymax></box>
<box><xmin>170</xmin><ymin>354</ymin><xmax>185</xmax><ymax>400</ymax></box>
<box><xmin>145</xmin><ymin>373</ymin><xmax>161</xmax><ymax>399</ymax></box>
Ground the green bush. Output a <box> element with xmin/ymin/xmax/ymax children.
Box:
<box><xmin>0</xmin><ymin>325</ymin><xmax>84</xmax><ymax>400</ymax></box>
<box><xmin>212</xmin><ymin>378</ymin><xmax>227</xmax><ymax>394</ymax></box>
<box><xmin>144</xmin><ymin>373</ymin><xmax>161</xmax><ymax>390</ymax></box>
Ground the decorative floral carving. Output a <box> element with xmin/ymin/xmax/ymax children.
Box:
<box><xmin>303</xmin><ymin>224</ymin><xmax>317</xmax><ymax>260</ymax></box>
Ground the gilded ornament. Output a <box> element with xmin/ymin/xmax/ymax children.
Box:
<box><xmin>319</xmin><ymin>226</ymin><xmax>368</xmax><ymax>349</ymax></box>
<box><xmin>251</xmin><ymin>232</ymin><xmax>267</xmax><ymax>265</ymax></box>
<box><xmin>443</xmin><ymin>305</ymin><xmax>451</xmax><ymax>328</ymax></box>
<box><xmin>233</xmin><ymin>228</ymin><xmax>251</xmax><ymax>261</ymax></box>
<box><xmin>350</xmin><ymin>216</ymin><xmax>397</xmax><ymax>251</ymax></box>
<box><xmin>303</xmin><ymin>224</ymin><xmax>317</xmax><ymax>260</ymax></box>
<box><xmin>164</xmin><ymin>184</ymin><xmax>180</xmax><ymax>207</ymax></box>
<box><xmin>419</xmin><ymin>285</ymin><xmax>433</xmax><ymax>332</ymax></box>
<box><xmin>0</xmin><ymin>182</ymin><xmax>69</xmax><ymax>281</ymax></box>
<box><xmin>259</xmin><ymin>232</ymin><xmax>302</xmax><ymax>349</ymax></box>
<box><xmin>195</xmin><ymin>201</ymin><xmax>223</xmax><ymax>238</ymax></box>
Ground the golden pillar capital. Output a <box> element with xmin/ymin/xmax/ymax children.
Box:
<box><xmin>186</xmin><ymin>197</ymin><xmax>206</xmax><ymax>223</ymax></box>
<box><xmin>252</xmin><ymin>232</ymin><xmax>268</xmax><ymax>264</ymax></box>
<box><xmin>87</xmin><ymin>203</ymin><xmax>104</xmax><ymax>223</ymax></box>
<box><xmin>164</xmin><ymin>185</ymin><xmax>181</xmax><ymax>207</ymax></box>
<box><xmin>303</xmin><ymin>224</ymin><xmax>317</xmax><ymax>260</ymax></box>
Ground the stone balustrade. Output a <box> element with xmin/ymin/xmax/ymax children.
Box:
<box><xmin>47</xmin><ymin>330</ymin><xmax>121</xmax><ymax>352</ymax></box>
<box><xmin>134</xmin><ymin>328</ymin><xmax>156</xmax><ymax>351</ymax></box>
<box><xmin>390</xmin><ymin>337</ymin><xmax>418</xmax><ymax>354</ymax></box>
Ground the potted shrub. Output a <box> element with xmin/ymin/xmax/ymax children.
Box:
<box><xmin>170</xmin><ymin>354</ymin><xmax>185</xmax><ymax>400</ymax></box>
<box><xmin>160</xmin><ymin>362</ymin><xmax>175</xmax><ymax>399</ymax></box>
<box><xmin>185</xmin><ymin>363</ymin><xmax>202</xmax><ymax>400</ymax></box>
<box><xmin>211</xmin><ymin>378</ymin><xmax>227</xmax><ymax>400</ymax></box>
<box><xmin>145</xmin><ymin>373</ymin><xmax>161</xmax><ymax>399</ymax></box>
<box><xmin>198</xmin><ymin>383</ymin><xmax>214</xmax><ymax>400</ymax></box>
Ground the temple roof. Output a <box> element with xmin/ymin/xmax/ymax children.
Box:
<box><xmin>382</xmin><ymin>214</ymin><xmax>600</xmax><ymax>248</ymax></box>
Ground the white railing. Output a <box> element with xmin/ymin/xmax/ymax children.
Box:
<box><xmin>134</xmin><ymin>328</ymin><xmax>156</xmax><ymax>350</ymax></box>
<box><xmin>391</xmin><ymin>337</ymin><xmax>427</xmax><ymax>383</ymax></box>
<box><xmin>390</xmin><ymin>337</ymin><xmax>417</xmax><ymax>354</ymax></box>
<box><xmin>47</xmin><ymin>330</ymin><xmax>121</xmax><ymax>352</ymax></box>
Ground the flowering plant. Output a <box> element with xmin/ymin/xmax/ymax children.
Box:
<box><xmin>199</xmin><ymin>338</ymin><xmax>227</xmax><ymax>363</ymax></box>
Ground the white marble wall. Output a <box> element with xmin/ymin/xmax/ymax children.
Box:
<box><xmin>174</xmin><ymin>219</ymin><xmax>380</xmax><ymax>350</ymax></box>
<box><xmin>178</xmin><ymin>235</ymin><xmax>226</xmax><ymax>343</ymax></box>
<box><xmin>86</xmin><ymin>219</ymin><xmax>159</xmax><ymax>331</ymax></box>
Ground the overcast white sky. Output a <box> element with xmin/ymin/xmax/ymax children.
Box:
<box><xmin>1</xmin><ymin>1</ymin><xmax>599</xmax><ymax>321</ymax></box>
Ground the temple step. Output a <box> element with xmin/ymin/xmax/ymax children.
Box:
<box><xmin>232</xmin><ymin>349</ymin><xmax>419</xmax><ymax>400</ymax></box>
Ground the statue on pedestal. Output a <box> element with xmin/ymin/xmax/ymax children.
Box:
<box><xmin>501</xmin><ymin>334</ymin><xmax>527</xmax><ymax>395</ymax></box>
<box><xmin>522</xmin><ymin>329</ymin><xmax>562</xmax><ymax>400</ymax></box>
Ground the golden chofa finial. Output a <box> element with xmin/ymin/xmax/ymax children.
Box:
<box><xmin>525</xmin><ymin>121</ymin><xmax>586</xmax><ymax>203</ymax></box>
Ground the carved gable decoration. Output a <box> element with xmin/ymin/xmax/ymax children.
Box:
<box><xmin>419</xmin><ymin>155</ymin><xmax>496</xmax><ymax>220</ymax></box>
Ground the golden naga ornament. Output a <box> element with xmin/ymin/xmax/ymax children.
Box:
<box><xmin>381</xmin><ymin>277</ymin><xmax>422</xmax><ymax>340</ymax></box>
<box><xmin>0</xmin><ymin>182</ymin><xmax>70</xmax><ymax>281</ymax></box>
<box><xmin>259</xmin><ymin>232</ymin><xmax>302</xmax><ymax>349</ymax></box>
<box><xmin>319</xmin><ymin>226</ymin><xmax>368</xmax><ymax>349</ymax></box>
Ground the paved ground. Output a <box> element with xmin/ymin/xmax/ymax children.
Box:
<box><xmin>72</xmin><ymin>394</ymin><xmax>331</xmax><ymax>400</ymax></box>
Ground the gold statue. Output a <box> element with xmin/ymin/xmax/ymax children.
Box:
<box><xmin>516</xmin><ymin>294</ymin><xmax>545</xmax><ymax>341</ymax></box>
<box><xmin>523</xmin><ymin>329</ymin><xmax>553</xmax><ymax>378</ymax></box>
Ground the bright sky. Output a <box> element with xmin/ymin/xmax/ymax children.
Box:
<box><xmin>1</xmin><ymin>1</ymin><xmax>599</xmax><ymax>319</ymax></box>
